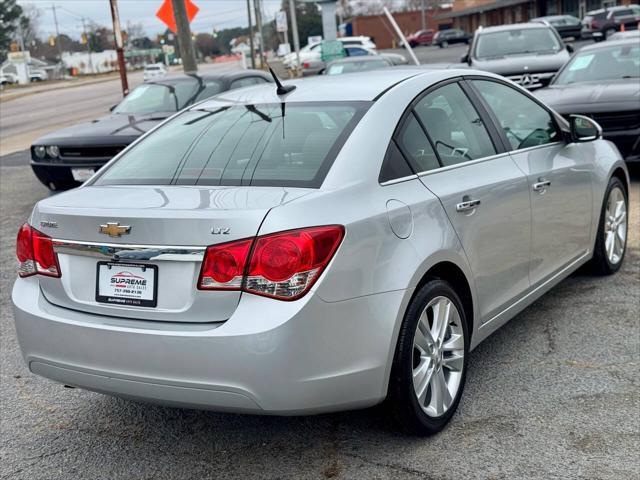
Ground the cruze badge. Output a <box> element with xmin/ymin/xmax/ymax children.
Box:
<box><xmin>99</xmin><ymin>222</ymin><xmax>131</xmax><ymax>237</ymax></box>
<box><xmin>211</xmin><ymin>227</ymin><xmax>231</xmax><ymax>235</ymax></box>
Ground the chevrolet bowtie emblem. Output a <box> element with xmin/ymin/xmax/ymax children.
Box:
<box><xmin>99</xmin><ymin>222</ymin><xmax>131</xmax><ymax>237</ymax></box>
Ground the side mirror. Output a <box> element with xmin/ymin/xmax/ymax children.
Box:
<box><xmin>460</xmin><ymin>53</ymin><xmax>469</xmax><ymax>64</ymax></box>
<box><xmin>570</xmin><ymin>115</ymin><xmax>602</xmax><ymax>142</ymax></box>
<box><xmin>566</xmin><ymin>43</ymin><xmax>574</xmax><ymax>53</ymax></box>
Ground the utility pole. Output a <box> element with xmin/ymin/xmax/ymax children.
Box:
<box><xmin>51</xmin><ymin>4</ymin><xmax>64</xmax><ymax>64</ymax></box>
<box><xmin>289</xmin><ymin>0</ymin><xmax>300</xmax><ymax>76</ymax></box>
<box><xmin>109</xmin><ymin>0</ymin><xmax>129</xmax><ymax>96</ymax></box>
<box><xmin>254</xmin><ymin>0</ymin><xmax>265</xmax><ymax>68</ymax></box>
<box><xmin>245</xmin><ymin>0</ymin><xmax>255</xmax><ymax>69</ymax></box>
<box><xmin>421</xmin><ymin>0</ymin><xmax>426</xmax><ymax>31</ymax></box>
<box><xmin>171</xmin><ymin>0</ymin><xmax>197</xmax><ymax>73</ymax></box>
<box><xmin>81</xmin><ymin>17</ymin><xmax>94</xmax><ymax>74</ymax></box>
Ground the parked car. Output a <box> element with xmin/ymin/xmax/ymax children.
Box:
<box><xmin>283</xmin><ymin>36</ymin><xmax>376</xmax><ymax>69</ymax></box>
<box><xmin>13</xmin><ymin>68</ymin><xmax>628</xmax><ymax>436</ymax></box>
<box><xmin>0</xmin><ymin>72</ymin><xmax>18</xmax><ymax>85</ymax></box>
<box><xmin>406</xmin><ymin>29</ymin><xmax>436</xmax><ymax>47</ymax></box>
<box><xmin>324</xmin><ymin>56</ymin><xmax>393</xmax><ymax>75</ymax></box>
<box><xmin>530</xmin><ymin>15</ymin><xmax>583</xmax><ymax>39</ymax></box>
<box><xmin>29</xmin><ymin>70</ymin><xmax>47</xmax><ymax>82</ymax></box>
<box><xmin>433</xmin><ymin>29</ymin><xmax>470</xmax><ymax>48</ymax></box>
<box><xmin>581</xmin><ymin>5</ymin><xmax>640</xmax><ymax>41</ymax></box>
<box><xmin>302</xmin><ymin>46</ymin><xmax>406</xmax><ymax>76</ymax></box>
<box><xmin>608</xmin><ymin>29</ymin><xmax>640</xmax><ymax>40</ymax></box>
<box><xmin>535</xmin><ymin>39</ymin><xmax>640</xmax><ymax>163</ymax></box>
<box><xmin>462</xmin><ymin>23</ymin><xmax>572</xmax><ymax>89</ymax></box>
<box><xmin>30</xmin><ymin>70</ymin><xmax>271</xmax><ymax>190</ymax></box>
<box><xmin>143</xmin><ymin>63</ymin><xmax>167</xmax><ymax>82</ymax></box>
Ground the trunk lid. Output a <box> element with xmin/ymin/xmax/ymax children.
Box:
<box><xmin>33</xmin><ymin>185</ymin><xmax>310</xmax><ymax>322</ymax></box>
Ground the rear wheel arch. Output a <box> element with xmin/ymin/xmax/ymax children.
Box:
<box><xmin>413</xmin><ymin>262</ymin><xmax>475</xmax><ymax>344</ymax></box>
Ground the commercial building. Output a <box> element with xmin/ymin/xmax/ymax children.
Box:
<box><xmin>436</xmin><ymin>0</ymin><xmax>636</xmax><ymax>32</ymax></box>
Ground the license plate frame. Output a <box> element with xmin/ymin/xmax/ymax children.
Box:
<box><xmin>95</xmin><ymin>261</ymin><xmax>158</xmax><ymax>308</ymax></box>
<box><xmin>71</xmin><ymin>168</ymin><xmax>95</xmax><ymax>182</ymax></box>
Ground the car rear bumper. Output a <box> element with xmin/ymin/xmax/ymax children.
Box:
<box><xmin>12</xmin><ymin>277</ymin><xmax>406</xmax><ymax>414</ymax></box>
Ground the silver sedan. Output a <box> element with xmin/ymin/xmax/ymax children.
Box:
<box><xmin>12</xmin><ymin>68</ymin><xmax>629</xmax><ymax>435</ymax></box>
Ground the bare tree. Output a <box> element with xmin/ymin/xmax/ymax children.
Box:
<box><xmin>19</xmin><ymin>4</ymin><xmax>41</xmax><ymax>48</ymax></box>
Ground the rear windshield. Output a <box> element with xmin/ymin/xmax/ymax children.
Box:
<box><xmin>93</xmin><ymin>102</ymin><xmax>369</xmax><ymax>188</ymax></box>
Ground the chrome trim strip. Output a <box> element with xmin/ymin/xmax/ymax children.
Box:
<box><xmin>380</xmin><ymin>173</ymin><xmax>419</xmax><ymax>186</ymax></box>
<box><xmin>417</xmin><ymin>151</ymin><xmax>511</xmax><ymax>177</ymax></box>
<box><xmin>482</xmin><ymin>250</ymin><xmax>590</xmax><ymax>327</ymax></box>
<box><xmin>52</xmin><ymin>239</ymin><xmax>205</xmax><ymax>262</ymax></box>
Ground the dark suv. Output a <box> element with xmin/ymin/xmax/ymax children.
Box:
<box><xmin>462</xmin><ymin>23</ymin><xmax>571</xmax><ymax>90</ymax></box>
<box><xmin>582</xmin><ymin>5</ymin><xmax>640</xmax><ymax>41</ymax></box>
<box><xmin>433</xmin><ymin>29</ymin><xmax>470</xmax><ymax>48</ymax></box>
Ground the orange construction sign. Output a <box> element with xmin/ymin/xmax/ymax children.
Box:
<box><xmin>156</xmin><ymin>0</ymin><xmax>199</xmax><ymax>34</ymax></box>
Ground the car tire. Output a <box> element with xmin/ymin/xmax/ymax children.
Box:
<box><xmin>589</xmin><ymin>177</ymin><xmax>628</xmax><ymax>275</ymax></box>
<box><xmin>387</xmin><ymin>279</ymin><xmax>469</xmax><ymax>435</ymax></box>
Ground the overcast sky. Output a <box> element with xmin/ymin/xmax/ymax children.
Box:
<box><xmin>18</xmin><ymin>0</ymin><xmax>283</xmax><ymax>40</ymax></box>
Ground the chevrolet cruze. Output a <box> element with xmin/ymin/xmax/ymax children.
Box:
<box><xmin>13</xmin><ymin>69</ymin><xmax>629</xmax><ymax>434</ymax></box>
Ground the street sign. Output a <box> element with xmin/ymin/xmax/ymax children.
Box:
<box><xmin>276</xmin><ymin>11</ymin><xmax>288</xmax><ymax>32</ymax></box>
<box><xmin>156</xmin><ymin>0</ymin><xmax>199</xmax><ymax>34</ymax></box>
<box><xmin>7</xmin><ymin>51</ymin><xmax>31</xmax><ymax>62</ymax></box>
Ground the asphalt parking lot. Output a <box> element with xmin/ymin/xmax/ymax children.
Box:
<box><xmin>1</xmin><ymin>151</ymin><xmax>639</xmax><ymax>480</ymax></box>
<box><xmin>1</xmin><ymin>41</ymin><xmax>638</xmax><ymax>480</ymax></box>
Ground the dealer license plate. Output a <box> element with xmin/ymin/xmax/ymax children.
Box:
<box><xmin>96</xmin><ymin>262</ymin><xmax>158</xmax><ymax>308</ymax></box>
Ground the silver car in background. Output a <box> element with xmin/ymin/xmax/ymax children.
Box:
<box><xmin>12</xmin><ymin>69</ymin><xmax>629</xmax><ymax>435</ymax></box>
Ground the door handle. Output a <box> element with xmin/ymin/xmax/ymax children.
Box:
<box><xmin>533</xmin><ymin>179</ymin><xmax>551</xmax><ymax>193</ymax></box>
<box><xmin>456</xmin><ymin>199</ymin><xmax>481</xmax><ymax>212</ymax></box>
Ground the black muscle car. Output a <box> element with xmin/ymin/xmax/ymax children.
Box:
<box><xmin>31</xmin><ymin>69</ymin><xmax>271</xmax><ymax>190</ymax></box>
<box><xmin>535</xmin><ymin>39</ymin><xmax>640</xmax><ymax>163</ymax></box>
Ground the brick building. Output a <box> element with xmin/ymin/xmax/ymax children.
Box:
<box><xmin>349</xmin><ymin>8</ymin><xmax>452</xmax><ymax>49</ymax></box>
<box><xmin>436</xmin><ymin>0</ymin><xmax>635</xmax><ymax>32</ymax></box>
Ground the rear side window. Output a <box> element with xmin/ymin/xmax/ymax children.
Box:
<box><xmin>396</xmin><ymin>113</ymin><xmax>440</xmax><ymax>173</ymax></box>
<box><xmin>94</xmin><ymin>102</ymin><xmax>369</xmax><ymax>188</ymax></box>
<box><xmin>472</xmin><ymin>80</ymin><xmax>559</xmax><ymax>150</ymax></box>
<box><xmin>414</xmin><ymin>83</ymin><xmax>496</xmax><ymax>166</ymax></box>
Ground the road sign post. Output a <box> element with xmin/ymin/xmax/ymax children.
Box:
<box><xmin>109</xmin><ymin>0</ymin><xmax>130</xmax><ymax>96</ymax></box>
<box><xmin>156</xmin><ymin>0</ymin><xmax>199</xmax><ymax>73</ymax></box>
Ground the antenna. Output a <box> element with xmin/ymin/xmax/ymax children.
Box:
<box><xmin>268</xmin><ymin>66</ymin><xmax>296</xmax><ymax>96</ymax></box>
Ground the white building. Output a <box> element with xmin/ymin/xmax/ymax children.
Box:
<box><xmin>61</xmin><ymin>50</ymin><xmax>117</xmax><ymax>75</ymax></box>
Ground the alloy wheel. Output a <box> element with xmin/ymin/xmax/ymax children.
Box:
<box><xmin>604</xmin><ymin>186</ymin><xmax>627</xmax><ymax>265</ymax></box>
<box><xmin>412</xmin><ymin>296</ymin><xmax>465</xmax><ymax>417</ymax></box>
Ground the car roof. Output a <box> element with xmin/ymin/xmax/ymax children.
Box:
<box><xmin>478</xmin><ymin>22</ymin><xmax>552</xmax><ymax>33</ymax></box>
<box><xmin>194</xmin><ymin>68</ymin><xmax>474</xmax><ymax>106</ymax></box>
<box><xmin>147</xmin><ymin>69</ymin><xmax>269</xmax><ymax>85</ymax></box>
<box><xmin>577</xmin><ymin>38</ymin><xmax>640</xmax><ymax>52</ymax></box>
<box><xmin>328</xmin><ymin>56</ymin><xmax>391</xmax><ymax>65</ymax></box>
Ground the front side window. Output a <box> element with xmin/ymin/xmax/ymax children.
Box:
<box><xmin>474</xmin><ymin>28</ymin><xmax>562</xmax><ymax>59</ymax></box>
<box><xmin>472</xmin><ymin>80</ymin><xmax>559</xmax><ymax>150</ymax></box>
<box><xmin>94</xmin><ymin>102</ymin><xmax>369</xmax><ymax>188</ymax></box>
<box><xmin>414</xmin><ymin>83</ymin><xmax>496</xmax><ymax>166</ymax></box>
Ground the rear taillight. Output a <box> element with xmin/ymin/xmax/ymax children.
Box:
<box><xmin>16</xmin><ymin>223</ymin><xmax>61</xmax><ymax>278</ymax></box>
<box><xmin>197</xmin><ymin>225</ymin><xmax>344</xmax><ymax>300</ymax></box>
<box><xmin>302</xmin><ymin>62</ymin><xmax>310</xmax><ymax>69</ymax></box>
